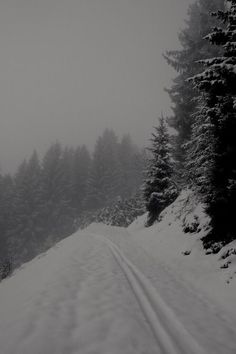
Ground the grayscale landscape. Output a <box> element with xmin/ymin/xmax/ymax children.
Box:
<box><xmin>0</xmin><ymin>1</ymin><xmax>236</xmax><ymax>353</ymax></box>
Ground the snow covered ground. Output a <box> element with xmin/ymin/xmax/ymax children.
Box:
<box><xmin>128</xmin><ymin>190</ymin><xmax>236</xmax><ymax>318</ymax></box>
<box><xmin>0</xmin><ymin>191</ymin><xmax>236</xmax><ymax>354</ymax></box>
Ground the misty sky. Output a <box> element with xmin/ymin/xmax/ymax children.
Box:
<box><xmin>0</xmin><ymin>0</ymin><xmax>193</xmax><ymax>173</ymax></box>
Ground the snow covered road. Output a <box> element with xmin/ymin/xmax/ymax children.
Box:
<box><xmin>0</xmin><ymin>225</ymin><xmax>236</xmax><ymax>354</ymax></box>
<box><xmin>0</xmin><ymin>232</ymin><xmax>157</xmax><ymax>354</ymax></box>
<box><xmin>95</xmin><ymin>234</ymin><xmax>205</xmax><ymax>354</ymax></box>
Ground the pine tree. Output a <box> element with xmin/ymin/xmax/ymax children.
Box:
<box><xmin>131</xmin><ymin>148</ymin><xmax>147</xmax><ymax>197</ymax></box>
<box><xmin>6</xmin><ymin>159</ymin><xmax>29</xmax><ymax>264</ymax></box>
<box><xmin>188</xmin><ymin>0</ymin><xmax>236</xmax><ymax>245</ymax></box>
<box><xmin>164</xmin><ymin>0</ymin><xmax>224</xmax><ymax>183</ymax></box>
<box><xmin>86</xmin><ymin>129</ymin><xmax>120</xmax><ymax>209</ymax></box>
<box><xmin>6</xmin><ymin>152</ymin><xmax>45</xmax><ymax>264</ymax></box>
<box><xmin>0</xmin><ymin>174</ymin><xmax>14</xmax><ymax>263</ymax></box>
<box><xmin>143</xmin><ymin>118</ymin><xmax>178</xmax><ymax>226</ymax></box>
<box><xmin>41</xmin><ymin>143</ymin><xmax>74</xmax><ymax>241</ymax></box>
<box><xmin>60</xmin><ymin>146</ymin><xmax>76</xmax><ymax>214</ymax></box>
<box><xmin>118</xmin><ymin>135</ymin><xmax>144</xmax><ymax>199</ymax></box>
<box><xmin>72</xmin><ymin>145</ymin><xmax>91</xmax><ymax>212</ymax></box>
<box><xmin>118</xmin><ymin>134</ymin><xmax>134</xmax><ymax>199</ymax></box>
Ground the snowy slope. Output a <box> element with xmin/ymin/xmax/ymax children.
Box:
<box><xmin>0</xmin><ymin>191</ymin><xmax>236</xmax><ymax>354</ymax></box>
<box><xmin>128</xmin><ymin>190</ymin><xmax>236</xmax><ymax>318</ymax></box>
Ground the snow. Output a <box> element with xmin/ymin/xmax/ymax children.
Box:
<box><xmin>0</xmin><ymin>233</ymin><xmax>157</xmax><ymax>354</ymax></box>
<box><xmin>128</xmin><ymin>190</ymin><xmax>236</xmax><ymax>318</ymax></box>
<box><xmin>0</xmin><ymin>190</ymin><xmax>236</xmax><ymax>353</ymax></box>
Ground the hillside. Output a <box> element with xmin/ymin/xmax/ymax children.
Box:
<box><xmin>129</xmin><ymin>190</ymin><xmax>236</xmax><ymax>317</ymax></box>
<box><xmin>0</xmin><ymin>190</ymin><xmax>236</xmax><ymax>354</ymax></box>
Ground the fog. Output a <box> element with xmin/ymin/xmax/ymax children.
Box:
<box><xmin>0</xmin><ymin>0</ymin><xmax>193</xmax><ymax>174</ymax></box>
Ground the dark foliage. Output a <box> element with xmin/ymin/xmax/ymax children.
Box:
<box><xmin>143</xmin><ymin>117</ymin><xmax>178</xmax><ymax>226</ymax></box>
<box><xmin>76</xmin><ymin>194</ymin><xmax>146</xmax><ymax>229</ymax></box>
<box><xmin>0</xmin><ymin>131</ymin><xmax>145</xmax><ymax>269</ymax></box>
<box><xmin>164</xmin><ymin>0</ymin><xmax>225</xmax><ymax>184</ymax></box>
<box><xmin>188</xmin><ymin>0</ymin><xmax>236</xmax><ymax>246</ymax></box>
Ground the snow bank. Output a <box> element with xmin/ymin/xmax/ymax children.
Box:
<box><xmin>129</xmin><ymin>190</ymin><xmax>236</xmax><ymax>318</ymax></box>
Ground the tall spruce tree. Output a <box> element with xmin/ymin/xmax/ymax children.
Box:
<box><xmin>188</xmin><ymin>0</ymin><xmax>236</xmax><ymax>246</ymax></box>
<box><xmin>118</xmin><ymin>134</ymin><xmax>135</xmax><ymax>199</ymax></box>
<box><xmin>72</xmin><ymin>145</ymin><xmax>91</xmax><ymax>212</ymax></box>
<box><xmin>41</xmin><ymin>143</ymin><xmax>74</xmax><ymax>241</ymax></box>
<box><xmin>143</xmin><ymin>117</ymin><xmax>178</xmax><ymax>226</ymax></box>
<box><xmin>0</xmin><ymin>174</ymin><xmax>14</xmax><ymax>264</ymax></box>
<box><xmin>164</xmin><ymin>0</ymin><xmax>224</xmax><ymax>182</ymax></box>
<box><xmin>7</xmin><ymin>159</ymin><xmax>30</xmax><ymax>264</ymax></box>
<box><xmin>86</xmin><ymin>129</ymin><xmax>120</xmax><ymax>209</ymax></box>
<box><xmin>6</xmin><ymin>152</ymin><xmax>45</xmax><ymax>264</ymax></box>
<box><xmin>118</xmin><ymin>135</ymin><xmax>144</xmax><ymax>199</ymax></box>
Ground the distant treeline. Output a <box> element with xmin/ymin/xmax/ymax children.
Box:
<box><xmin>0</xmin><ymin>129</ymin><xmax>145</xmax><ymax>270</ymax></box>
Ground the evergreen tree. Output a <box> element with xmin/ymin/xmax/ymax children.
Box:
<box><xmin>131</xmin><ymin>148</ymin><xmax>147</xmax><ymax>197</ymax></box>
<box><xmin>143</xmin><ymin>117</ymin><xmax>178</xmax><ymax>226</ymax></box>
<box><xmin>7</xmin><ymin>152</ymin><xmax>45</xmax><ymax>264</ymax></box>
<box><xmin>188</xmin><ymin>0</ymin><xmax>236</xmax><ymax>245</ymax></box>
<box><xmin>72</xmin><ymin>145</ymin><xmax>91</xmax><ymax>212</ymax></box>
<box><xmin>164</xmin><ymin>0</ymin><xmax>224</xmax><ymax>182</ymax></box>
<box><xmin>60</xmin><ymin>146</ymin><xmax>76</xmax><ymax>214</ymax></box>
<box><xmin>86</xmin><ymin>129</ymin><xmax>120</xmax><ymax>209</ymax></box>
<box><xmin>118</xmin><ymin>134</ymin><xmax>144</xmax><ymax>198</ymax></box>
<box><xmin>41</xmin><ymin>143</ymin><xmax>74</xmax><ymax>241</ymax></box>
<box><xmin>23</xmin><ymin>150</ymin><xmax>45</xmax><ymax>250</ymax></box>
<box><xmin>118</xmin><ymin>134</ymin><xmax>134</xmax><ymax>198</ymax></box>
<box><xmin>0</xmin><ymin>174</ymin><xmax>14</xmax><ymax>263</ymax></box>
<box><xmin>0</xmin><ymin>131</ymin><xmax>145</xmax><ymax>266</ymax></box>
<box><xmin>7</xmin><ymin>159</ymin><xmax>30</xmax><ymax>264</ymax></box>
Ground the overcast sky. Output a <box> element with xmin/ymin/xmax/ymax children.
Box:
<box><xmin>0</xmin><ymin>0</ymin><xmax>193</xmax><ymax>173</ymax></box>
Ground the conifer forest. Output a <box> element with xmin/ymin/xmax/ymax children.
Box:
<box><xmin>0</xmin><ymin>0</ymin><xmax>236</xmax><ymax>277</ymax></box>
<box><xmin>1</xmin><ymin>2</ymin><xmax>236</xmax><ymax>354</ymax></box>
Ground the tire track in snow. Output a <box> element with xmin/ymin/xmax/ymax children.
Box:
<box><xmin>92</xmin><ymin>233</ymin><xmax>206</xmax><ymax>354</ymax></box>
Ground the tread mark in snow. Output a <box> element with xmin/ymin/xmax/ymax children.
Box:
<box><xmin>92</xmin><ymin>234</ymin><xmax>206</xmax><ymax>354</ymax></box>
